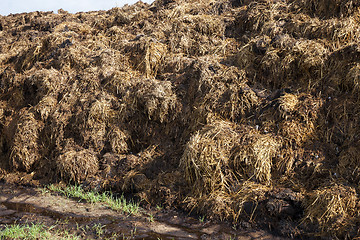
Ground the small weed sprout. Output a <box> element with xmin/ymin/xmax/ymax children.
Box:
<box><xmin>47</xmin><ymin>184</ymin><xmax>139</xmax><ymax>215</ymax></box>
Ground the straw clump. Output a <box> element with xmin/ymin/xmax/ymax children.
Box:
<box><xmin>127</xmin><ymin>37</ymin><xmax>167</xmax><ymax>78</ymax></box>
<box><xmin>56</xmin><ymin>148</ymin><xmax>99</xmax><ymax>183</ymax></box>
<box><xmin>337</xmin><ymin>142</ymin><xmax>360</xmax><ymax>184</ymax></box>
<box><xmin>290</xmin><ymin>0</ymin><xmax>360</xmax><ymax>19</ymax></box>
<box><xmin>186</xmin><ymin>181</ymin><xmax>270</xmax><ymax>221</ymax></box>
<box><xmin>108</xmin><ymin>127</ymin><xmax>129</xmax><ymax>154</ymax></box>
<box><xmin>181</xmin><ymin>120</ymin><xmax>280</xmax><ymax>220</ymax></box>
<box><xmin>135</xmin><ymin>79</ymin><xmax>179</xmax><ymax>123</ymax></box>
<box><xmin>302</xmin><ymin>183</ymin><xmax>358</xmax><ymax>238</ymax></box>
<box><xmin>10</xmin><ymin>110</ymin><xmax>42</xmax><ymax>172</ymax></box>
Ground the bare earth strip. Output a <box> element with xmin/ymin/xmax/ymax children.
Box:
<box><xmin>0</xmin><ymin>183</ymin><xmax>285</xmax><ymax>239</ymax></box>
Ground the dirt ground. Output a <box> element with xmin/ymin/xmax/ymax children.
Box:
<box><xmin>0</xmin><ymin>182</ymin><xmax>287</xmax><ymax>239</ymax></box>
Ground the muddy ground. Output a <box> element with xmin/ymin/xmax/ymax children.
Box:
<box><xmin>0</xmin><ymin>182</ymin><xmax>286</xmax><ymax>239</ymax></box>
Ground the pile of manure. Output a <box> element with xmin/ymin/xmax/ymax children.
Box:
<box><xmin>1</xmin><ymin>0</ymin><xmax>360</xmax><ymax>238</ymax></box>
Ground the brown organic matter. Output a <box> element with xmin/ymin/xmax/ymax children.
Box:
<box><xmin>1</xmin><ymin>0</ymin><xmax>360</xmax><ymax>238</ymax></box>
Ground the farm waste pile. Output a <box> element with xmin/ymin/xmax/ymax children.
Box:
<box><xmin>1</xmin><ymin>0</ymin><xmax>360</xmax><ymax>238</ymax></box>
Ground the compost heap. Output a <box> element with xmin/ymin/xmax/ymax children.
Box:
<box><xmin>1</xmin><ymin>0</ymin><xmax>360</xmax><ymax>238</ymax></box>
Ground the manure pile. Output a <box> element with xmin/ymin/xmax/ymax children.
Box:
<box><xmin>1</xmin><ymin>0</ymin><xmax>360</xmax><ymax>238</ymax></box>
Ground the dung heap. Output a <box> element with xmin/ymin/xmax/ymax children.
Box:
<box><xmin>1</xmin><ymin>0</ymin><xmax>360</xmax><ymax>238</ymax></box>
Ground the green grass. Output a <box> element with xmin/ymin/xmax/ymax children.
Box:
<box><xmin>0</xmin><ymin>223</ymin><xmax>79</xmax><ymax>240</ymax></box>
<box><xmin>92</xmin><ymin>223</ymin><xmax>105</xmax><ymax>237</ymax></box>
<box><xmin>46</xmin><ymin>184</ymin><xmax>139</xmax><ymax>215</ymax></box>
<box><xmin>147</xmin><ymin>213</ymin><xmax>154</xmax><ymax>222</ymax></box>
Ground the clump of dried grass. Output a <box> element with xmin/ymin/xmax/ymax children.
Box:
<box><xmin>259</xmin><ymin>38</ymin><xmax>328</xmax><ymax>88</ymax></box>
<box><xmin>107</xmin><ymin>7</ymin><xmax>132</xmax><ymax>26</ymax></box>
<box><xmin>281</xmin><ymin>94</ymin><xmax>321</xmax><ymax>141</ymax></box>
<box><xmin>287</xmin><ymin>15</ymin><xmax>360</xmax><ymax>45</ymax></box>
<box><xmin>344</xmin><ymin>63</ymin><xmax>360</xmax><ymax>95</ymax></box>
<box><xmin>102</xmin><ymin>68</ymin><xmax>140</xmax><ymax>96</ymax></box>
<box><xmin>204</xmin><ymin>67</ymin><xmax>260</xmax><ymax>121</ymax></box>
<box><xmin>14</xmin><ymin>32</ymin><xmax>77</xmax><ymax>72</ymax></box>
<box><xmin>35</xmin><ymin>95</ymin><xmax>57</xmax><ymax>121</ymax></box>
<box><xmin>168</xmin><ymin>13</ymin><xmax>226</xmax><ymax>56</ymax></box>
<box><xmin>236</xmin><ymin>0</ymin><xmax>287</xmax><ymax>34</ymax></box>
<box><xmin>290</xmin><ymin>0</ymin><xmax>360</xmax><ymax>19</ymax></box>
<box><xmin>232</xmin><ymin>130</ymin><xmax>281</xmax><ymax>184</ymax></box>
<box><xmin>120</xmin><ymin>145</ymin><xmax>162</xmax><ymax>193</ymax></box>
<box><xmin>188</xmin><ymin>14</ymin><xmax>224</xmax><ymax>37</ymax></box>
<box><xmin>181</xmin><ymin>120</ymin><xmax>280</xmax><ymax>219</ymax></box>
<box><xmin>259</xmin><ymin>93</ymin><xmax>322</xmax><ymax>174</ymax></box>
<box><xmin>56</xmin><ymin>148</ymin><xmax>99</xmax><ymax>183</ymax></box>
<box><xmin>236</xmin><ymin>41</ymin><xmax>257</xmax><ymax>70</ymax></box>
<box><xmin>108</xmin><ymin>127</ymin><xmax>129</xmax><ymax>154</ymax></box>
<box><xmin>262</xmin><ymin>93</ymin><xmax>321</xmax><ymax>145</ymax></box>
<box><xmin>53</xmin><ymin>21</ymin><xmax>93</xmax><ymax>35</ymax></box>
<box><xmin>187</xmin><ymin>59</ymin><xmax>260</xmax><ymax>124</ymax></box>
<box><xmin>302</xmin><ymin>183</ymin><xmax>357</xmax><ymax>237</ymax></box>
<box><xmin>128</xmin><ymin>37</ymin><xmax>167</xmax><ymax>78</ymax></box>
<box><xmin>185</xmin><ymin>181</ymin><xmax>269</xmax><ymax>221</ymax></box>
<box><xmin>293</xmin><ymin>40</ymin><xmax>328</xmax><ymax>80</ymax></box>
<box><xmin>135</xmin><ymin>79</ymin><xmax>179</xmax><ymax>123</ymax></box>
<box><xmin>0</xmin><ymin>101</ymin><xmax>7</xmax><ymax>124</ymax></box>
<box><xmin>181</xmin><ymin>121</ymin><xmax>238</xmax><ymax>194</ymax></box>
<box><xmin>88</xmin><ymin>97</ymin><xmax>115</xmax><ymax>124</ymax></box>
<box><xmin>78</xmin><ymin>96</ymin><xmax>117</xmax><ymax>152</ymax></box>
<box><xmin>24</xmin><ymin>68</ymin><xmax>65</xmax><ymax>100</ymax></box>
<box><xmin>10</xmin><ymin>109</ymin><xmax>42</xmax><ymax>171</ymax></box>
<box><xmin>337</xmin><ymin>143</ymin><xmax>360</xmax><ymax>184</ymax></box>
<box><xmin>279</xmin><ymin>119</ymin><xmax>316</xmax><ymax>146</ymax></box>
<box><xmin>278</xmin><ymin>93</ymin><xmax>299</xmax><ymax>117</ymax></box>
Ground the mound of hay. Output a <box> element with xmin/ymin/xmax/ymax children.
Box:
<box><xmin>2</xmin><ymin>0</ymin><xmax>360</xmax><ymax>237</ymax></box>
<box><xmin>56</xmin><ymin>148</ymin><xmax>99</xmax><ymax>183</ymax></box>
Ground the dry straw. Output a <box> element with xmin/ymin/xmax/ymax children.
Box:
<box><xmin>337</xmin><ymin>143</ymin><xmax>360</xmax><ymax>184</ymax></box>
<box><xmin>302</xmin><ymin>183</ymin><xmax>357</xmax><ymax>237</ymax></box>
<box><xmin>10</xmin><ymin>110</ymin><xmax>42</xmax><ymax>172</ymax></box>
<box><xmin>290</xmin><ymin>0</ymin><xmax>360</xmax><ymax>18</ymax></box>
<box><xmin>56</xmin><ymin>149</ymin><xmax>99</xmax><ymax>183</ymax></box>
<box><xmin>136</xmin><ymin>79</ymin><xmax>179</xmax><ymax>123</ymax></box>
<box><xmin>181</xmin><ymin>120</ymin><xmax>280</xmax><ymax>219</ymax></box>
<box><xmin>108</xmin><ymin>127</ymin><xmax>129</xmax><ymax>154</ymax></box>
<box><xmin>128</xmin><ymin>37</ymin><xmax>167</xmax><ymax>78</ymax></box>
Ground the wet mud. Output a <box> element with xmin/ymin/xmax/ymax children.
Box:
<box><xmin>0</xmin><ymin>183</ymin><xmax>287</xmax><ymax>239</ymax></box>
